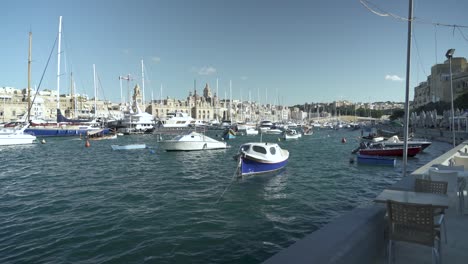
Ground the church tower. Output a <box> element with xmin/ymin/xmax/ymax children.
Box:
<box><xmin>132</xmin><ymin>84</ymin><xmax>143</xmax><ymax>112</ymax></box>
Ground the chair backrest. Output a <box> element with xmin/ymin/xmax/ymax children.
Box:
<box><xmin>427</xmin><ymin>170</ymin><xmax>458</xmax><ymax>193</ymax></box>
<box><xmin>434</xmin><ymin>164</ymin><xmax>464</xmax><ymax>171</ymax></box>
<box><xmin>453</xmin><ymin>155</ymin><xmax>468</xmax><ymax>170</ymax></box>
<box><xmin>415</xmin><ymin>178</ymin><xmax>448</xmax><ymax>195</ymax></box>
<box><xmin>386</xmin><ymin>200</ymin><xmax>436</xmax><ymax>247</ymax></box>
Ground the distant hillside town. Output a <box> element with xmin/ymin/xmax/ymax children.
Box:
<box><xmin>0</xmin><ymin>81</ymin><xmax>405</xmax><ymax>124</ymax></box>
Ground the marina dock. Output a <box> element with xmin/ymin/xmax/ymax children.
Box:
<box><xmin>264</xmin><ymin>141</ymin><xmax>468</xmax><ymax>264</ymax></box>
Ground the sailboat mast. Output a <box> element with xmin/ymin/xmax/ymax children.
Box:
<box><xmin>402</xmin><ymin>0</ymin><xmax>414</xmax><ymax>177</ymax></box>
<box><xmin>141</xmin><ymin>59</ymin><xmax>145</xmax><ymax>109</ymax></box>
<box><xmin>27</xmin><ymin>31</ymin><xmax>32</xmax><ymax>123</ymax></box>
<box><xmin>70</xmin><ymin>72</ymin><xmax>74</xmax><ymax>117</ymax></box>
<box><xmin>56</xmin><ymin>16</ymin><xmax>62</xmax><ymax>110</ymax></box>
<box><xmin>93</xmin><ymin>64</ymin><xmax>97</xmax><ymax>118</ymax></box>
<box><xmin>229</xmin><ymin>80</ymin><xmax>232</xmax><ymax>123</ymax></box>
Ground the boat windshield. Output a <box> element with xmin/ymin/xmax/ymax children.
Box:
<box><xmin>252</xmin><ymin>145</ymin><xmax>267</xmax><ymax>154</ymax></box>
<box><xmin>240</xmin><ymin>144</ymin><xmax>250</xmax><ymax>152</ymax></box>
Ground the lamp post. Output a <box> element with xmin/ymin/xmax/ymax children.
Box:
<box><xmin>446</xmin><ymin>48</ymin><xmax>455</xmax><ymax>147</ymax></box>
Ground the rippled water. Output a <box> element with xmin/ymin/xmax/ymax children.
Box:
<box><xmin>0</xmin><ymin>129</ymin><xmax>452</xmax><ymax>263</ymax></box>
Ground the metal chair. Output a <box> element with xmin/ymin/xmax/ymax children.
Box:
<box><xmin>415</xmin><ymin>178</ymin><xmax>448</xmax><ymax>244</ymax></box>
<box><xmin>386</xmin><ymin>200</ymin><xmax>442</xmax><ymax>264</ymax></box>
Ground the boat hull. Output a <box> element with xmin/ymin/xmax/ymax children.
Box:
<box><xmin>111</xmin><ymin>144</ymin><xmax>146</xmax><ymax>150</ymax></box>
<box><xmin>240</xmin><ymin>156</ymin><xmax>288</xmax><ymax>176</ymax></box>
<box><xmin>25</xmin><ymin>127</ymin><xmax>110</xmax><ymax>137</ymax></box>
<box><xmin>161</xmin><ymin>141</ymin><xmax>227</xmax><ymax>151</ymax></box>
<box><xmin>0</xmin><ymin>134</ymin><xmax>36</xmax><ymax>145</ymax></box>
<box><xmin>357</xmin><ymin>154</ymin><xmax>396</xmax><ymax>166</ymax></box>
<box><xmin>358</xmin><ymin>146</ymin><xmax>421</xmax><ymax>157</ymax></box>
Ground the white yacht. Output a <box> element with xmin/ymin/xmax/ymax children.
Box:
<box><xmin>0</xmin><ymin>124</ymin><xmax>37</xmax><ymax>146</ymax></box>
<box><xmin>160</xmin><ymin>131</ymin><xmax>228</xmax><ymax>151</ymax></box>
<box><xmin>161</xmin><ymin>112</ymin><xmax>204</xmax><ymax>128</ymax></box>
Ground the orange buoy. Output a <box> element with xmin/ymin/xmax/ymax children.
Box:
<box><xmin>341</xmin><ymin>137</ymin><xmax>347</xmax><ymax>143</ymax></box>
<box><xmin>85</xmin><ymin>140</ymin><xmax>91</xmax><ymax>148</ymax></box>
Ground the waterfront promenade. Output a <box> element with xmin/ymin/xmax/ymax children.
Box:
<box><xmin>264</xmin><ymin>140</ymin><xmax>468</xmax><ymax>264</ymax></box>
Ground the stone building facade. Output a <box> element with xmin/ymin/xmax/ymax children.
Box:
<box><xmin>413</xmin><ymin>57</ymin><xmax>468</xmax><ymax>108</ymax></box>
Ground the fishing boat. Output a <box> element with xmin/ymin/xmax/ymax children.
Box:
<box><xmin>358</xmin><ymin>146</ymin><xmax>422</xmax><ymax>157</ymax></box>
<box><xmin>235</xmin><ymin>142</ymin><xmax>289</xmax><ymax>176</ymax></box>
<box><xmin>159</xmin><ymin>131</ymin><xmax>228</xmax><ymax>151</ymax></box>
<box><xmin>282</xmin><ymin>129</ymin><xmax>302</xmax><ymax>140</ymax></box>
<box><xmin>0</xmin><ymin>125</ymin><xmax>37</xmax><ymax>146</ymax></box>
<box><xmin>111</xmin><ymin>144</ymin><xmax>146</xmax><ymax>150</ymax></box>
<box><xmin>356</xmin><ymin>154</ymin><xmax>396</xmax><ymax>167</ymax></box>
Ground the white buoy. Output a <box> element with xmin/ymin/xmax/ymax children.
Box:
<box><xmin>41</xmin><ymin>139</ymin><xmax>46</xmax><ymax>144</ymax></box>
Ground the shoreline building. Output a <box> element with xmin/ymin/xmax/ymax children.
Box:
<box><xmin>413</xmin><ymin>57</ymin><xmax>468</xmax><ymax>108</ymax></box>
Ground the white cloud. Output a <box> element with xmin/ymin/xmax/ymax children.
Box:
<box><xmin>197</xmin><ymin>66</ymin><xmax>217</xmax><ymax>75</ymax></box>
<box><xmin>151</xmin><ymin>56</ymin><xmax>161</xmax><ymax>63</ymax></box>
<box><xmin>385</xmin><ymin>75</ymin><xmax>404</xmax><ymax>82</ymax></box>
<box><xmin>240</xmin><ymin>76</ymin><xmax>248</xmax><ymax>80</ymax></box>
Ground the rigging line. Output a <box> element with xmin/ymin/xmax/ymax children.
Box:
<box><xmin>412</xmin><ymin>30</ymin><xmax>427</xmax><ymax>77</ymax></box>
<box><xmin>456</xmin><ymin>26</ymin><xmax>468</xmax><ymax>42</ymax></box>
<box><xmin>361</xmin><ymin>0</ymin><xmax>468</xmax><ymax>28</ymax></box>
<box><xmin>359</xmin><ymin>0</ymin><xmax>411</xmax><ymax>22</ymax></box>
<box><xmin>31</xmin><ymin>35</ymin><xmax>58</xmax><ymax>108</ymax></box>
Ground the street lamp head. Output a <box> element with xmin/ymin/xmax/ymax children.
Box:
<box><xmin>446</xmin><ymin>49</ymin><xmax>455</xmax><ymax>59</ymax></box>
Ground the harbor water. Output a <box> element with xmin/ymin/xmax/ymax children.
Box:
<box><xmin>0</xmin><ymin>129</ymin><xmax>452</xmax><ymax>263</ymax></box>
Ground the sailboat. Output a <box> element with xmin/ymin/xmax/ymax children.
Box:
<box><xmin>24</xmin><ymin>17</ymin><xmax>109</xmax><ymax>137</ymax></box>
<box><xmin>0</xmin><ymin>32</ymin><xmax>36</xmax><ymax>146</ymax></box>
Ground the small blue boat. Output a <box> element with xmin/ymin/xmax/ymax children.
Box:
<box><xmin>357</xmin><ymin>154</ymin><xmax>396</xmax><ymax>167</ymax></box>
<box><xmin>222</xmin><ymin>128</ymin><xmax>236</xmax><ymax>140</ymax></box>
<box><xmin>236</xmin><ymin>142</ymin><xmax>289</xmax><ymax>176</ymax></box>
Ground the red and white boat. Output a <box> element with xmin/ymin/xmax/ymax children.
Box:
<box><xmin>358</xmin><ymin>146</ymin><xmax>422</xmax><ymax>157</ymax></box>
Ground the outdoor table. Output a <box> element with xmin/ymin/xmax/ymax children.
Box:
<box><xmin>374</xmin><ymin>189</ymin><xmax>449</xmax><ymax>209</ymax></box>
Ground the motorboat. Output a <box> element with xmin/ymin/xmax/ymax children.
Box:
<box><xmin>86</xmin><ymin>129</ymin><xmax>117</xmax><ymax>140</ymax></box>
<box><xmin>244</xmin><ymin>127</ymin><xmax>259</xmax><ymax>135</ymax></box>
<box><xmin>235</xmin><ymin>142</ymin><xmax>289</xmax><ymax>176</ymax></box>
<box><xmin>377</xmin><ymin>135</ymin><xmax>432</xmax><ymax>151</ymax></box>
<box><xmin>161</xmin><ymin>112</ymin><xmax>203</xmax><ymax>128</ymax></box>
<box><xmin>358</xmin><ymin>146</ymin><xmax>422</xmax><ymax>157</ymax></box>
<box><xmin>356</xmin><ymin>154</ymin><xmax>396</xmax><ymax>167</ymax></box>
<box><xmin>160</xmin><ymin>131</ymin><xmax>228</xmax><ymax>151</ymax></box>
<box><xmin>111</xmin><ymin>144</ymin><xmax>146</xmax><ymax>150</ymax></box>
<box><xmin>282</xmin><ymin>129</ymin><xmax>302</xmax><ymax>140</ymax></box>
<box><xmin>259</xmin><ymin>120</ymin><xmax>273</xmax><ymax>133</ymax></box>
<box><xmin>0</xmin><ymin>124</ymin><xmax>37</xmax><ymax>146</ymax></box>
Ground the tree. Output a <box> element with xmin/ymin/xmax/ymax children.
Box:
<box><xmin>389</xmin><ymin>109</ymin><xmax>405</xmax><ymax>121</ymax></box>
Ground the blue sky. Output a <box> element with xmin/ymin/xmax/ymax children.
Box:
<box><xmin>1</xmin><ymin>0</ymin><xmax>468</xmax><ymax>105</ymax></box>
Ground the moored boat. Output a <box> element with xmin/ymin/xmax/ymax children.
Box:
<box><xmin>358</xmin><ymin>146</ymin><xmax>421</xmax><ymax>157</ymax></box>
<box><xmin>0</xmin><ymin>124</ymin><xmax>37</xmax><ymax>146</ymax></box>
<box><xmin>236</xmin><ymin>142</ymin><xmax>289</xmax><ymax>176</ymax></box>
<box><xmin>378</xmin><ymin>135</ymin><xmax>432</xmax><ymax>151</ymax></box>
<box><xmin>357</xmin><ymin>154</ymin><xmax>396</xmax><ymax>167</ymax></box>
<box><xmin>111</xmin><ymin>144</ymin><xmax>146</xmax><ymax>150</ymax></box>
<box><xmin>160</xmin><ymin>131</ymin><xmax>228</xmax><ymax>151</ymax></box>
<box><xmin>282</xmin><ymin>129</ymin><xmax>302</xmax><ymax>140</ymax></box>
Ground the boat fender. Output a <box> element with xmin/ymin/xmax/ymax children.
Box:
<box><xmin>85</xmin><ymin>140</ymin><xmax>90</xmax><ymax>148</ymax></box>
<box><xmin>203</xmin><ymin>143</ymin><xmax>207</xmax><ymax>150</ymax></box>
<box><xmin>41</xmin><ymin>139</ymin><xmax>46</xmax><ymax>144</ymax></box>
<box><xmin>342</xmin><ymin>137</ymin><xmax>347</xmax><ymax>143</ymax></box>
